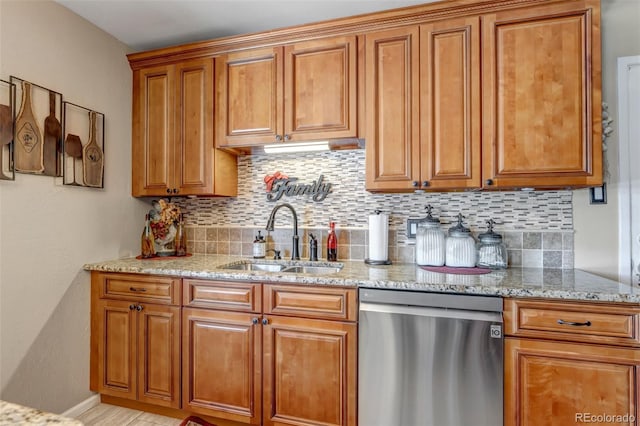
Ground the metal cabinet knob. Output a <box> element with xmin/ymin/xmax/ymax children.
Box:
<box><xmin>486</xmin><ymin>179</ymin><xmax>494</xmax><ymax>186</ymax></box>
<box><xmin>262</xmin><ymin>318</ymin><xmax>268</xmax><ymax>325</ymax></box>
<box><xmin>422</xmin><ymin>181</ymin><xmax>429</xmax><ymax>187</ymax></box>
<box><xmin>172</xmin><ymin>188</ymin><xmax>179</xmax><ymax>194</ymax></box>
<box><xmin>275</xmin><ymin>135</ymin><xmax>282</xmax><ymax>142</ymax></box>
<box><xmin>129</xmin><ymin>304</ymin><xmax>136</xmax><ymax>311</ymax></box>
<box><xmin>284</xmin><ymin>134</ymin><xmax>291</xmax><ymax>141</ymax></box>
<box><xmin>252</xmin><ymin>317</ymin><xmax>259</xmax><ymax>325</ymax></box>
<box><xmin>412</xmin><ymin>181</ymin><xmax>419</xmax><ymax>187</ymax></box>
<box><xmin>166</xmin><ymin>188</ymin><xmax>172</xmax><ymax>194</ymax></box>
<box><xmin>136</xmin><ymin>305</ymin><xmax>143</xmax><ymax>312</ymax></box>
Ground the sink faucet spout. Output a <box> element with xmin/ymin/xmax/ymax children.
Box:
<box><xmin>265</xmin><ymin>203</ymin><xmax>300</xmax><ymax>260</ymax></box>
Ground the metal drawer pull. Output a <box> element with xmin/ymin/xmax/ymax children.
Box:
<box><xmin>129</xmin><ymin>287</ymin><xmax>147</xmax><ymax>292</ymax></box>
<box><xmin>557</xmin><ymin>319</ymin><xmax>592</xmax><ymax>327</ymax></box>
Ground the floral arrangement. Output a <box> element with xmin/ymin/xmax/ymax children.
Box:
<box><xmin>149</xmin><ymin>199</ymin><xmax>181</xmax><ymax>244</ymax></box>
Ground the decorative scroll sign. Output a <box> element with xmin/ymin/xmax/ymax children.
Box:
<box><xmin>264</xmin><ymin>171</ymin><xmax>332</xmax><ymax>202</ymax></box>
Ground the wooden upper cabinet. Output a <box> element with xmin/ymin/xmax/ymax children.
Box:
<box><xmin>216</xmin><ymin>35</ymin><xmax>357</xmax><ymax>149</ymax></box>
<box><xmin>216</xmin><ymin>47</ymin><xmax>282</xmax><ymax>147</ymax></box>
<box><xmin>132</xmin><ymin>57</ymin><xmax>237</xmax><ymax>197</ymax></box>
<box><xmin>482</xmin><ymin>0</ymin><xmax>602</xmax><ymax>189</ymax></box>
<box><xmin>365</xmin><ymin>19</ymin><xmax>480</xmax><ymax>192</ymax></box>
<box><xmin>133</xmin><ymin>65</ymin><xmax>174</xmax><ymax>196</ymax></box>
<box><xmin>420</xmin><ymin>17</ymin><xmax>481</xmax><ymax>190</ymax></box>
<box><xmin>284</xmin><ymin>35</ymin><xmax>357</xmax><ymax>141</ymax></box>
<box><xmin>364</xmin><ymin>27</ymin><xmax>420</xmax><ymax>191</ymax></box>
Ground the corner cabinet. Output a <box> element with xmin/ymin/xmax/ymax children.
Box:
<box><xmin>131</xmin><ymin>58</ymin><xmax>237</xmax><ymax>197</ymax></box>
<box><xmin>504</xmin><ymin>298</ymin><xmax>640</xmax><ymax>426</ymax></box>
<box><xmin>482</xmin><ymin>0</ymin><xmax>602</xmax><ymax>189</ymax></box>
<box><xmin>90</xmin><ymin>272</ymin><xmax>182</xmax><ymax>408</ymax></box>
<box><xmin>215</xmin><ymin>35</ymin><xmax>358</xmax><ymax>149</ymax></box>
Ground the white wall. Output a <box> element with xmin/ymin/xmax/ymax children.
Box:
<box><xmin>573</xmin><ymin>0</ymin><xmax>640</xmax><ymax>280</ymax></box>
<box><xmin>0</xmin><ymin>0</ymin><xmax>148</xmax><ymax>413</ymax></box>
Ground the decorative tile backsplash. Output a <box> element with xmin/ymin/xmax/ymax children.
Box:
<box><xmin>177</xmin><ymin>150</ymin><xmax>574</xmax><ymax>268</ymax></box>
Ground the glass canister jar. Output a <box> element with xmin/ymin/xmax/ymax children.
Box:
<box><xmin>445</xmin><ymin>213</ymin><xmax>476</xmax><ymax>267</ymax></box>
<box><xmin>476</xmin><ymin>219</ymin><xmax>508</xmax><ymax>269</ymax></box>
<box><xmin>416</xmin><ymin>205</ymin><xmax>445</xmax><ymax>266</ymax></box>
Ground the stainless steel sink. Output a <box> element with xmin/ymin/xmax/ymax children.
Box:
<box><xmin>281</xmin><ymin>265</ymin><xmax>342</xmax><ymax>274</ymax></box>
<box><xmin>219</xmin><ymin>261</ymin><xmax>343</xmax><ymax>275</ymax></box>
<box><xmin>220</xmin><ymin>262</ymin><xmax>285</xmax><ymax>272</ymax></box>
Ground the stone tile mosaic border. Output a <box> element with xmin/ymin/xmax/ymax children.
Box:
<box><xmin>186</xmin><ymin>226</ymin><xmax>574</xmax><ymax>269</ymax></box>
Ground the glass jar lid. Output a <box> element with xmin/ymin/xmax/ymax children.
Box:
<box><xmin>448</xmin><ymin>213</ymin><xmax>471</xmax><ymax>237</ymax></box>
<box><xmin>478</xmin><ymin>219</ymin><xmax>503</xmax><ymax>243</ymax></box>
<box><xmin>419</xmin><ymin>205</ymin><xmax>441</xmax><ymax>227</ymax></box>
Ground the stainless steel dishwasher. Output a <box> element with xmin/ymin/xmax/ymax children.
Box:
<box><xmin>358</xmin><ymin>288</ymin><xmax>503</xmax><ymax>426</ymax></box>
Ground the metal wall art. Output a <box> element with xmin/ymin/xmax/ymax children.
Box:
<box><xmin>0</xmin><ymin>79</ymin><xmax>16</xmax><ymax>180</ymax></box>
<box><xmin>10</xmin><ymin>76</ymin><xmax>63</xmax><ymax>176</ymax></box>
<box><xmin>0</xmin><ymin>75</ymin><xmax>106</xmax><ymax>190</ymax></box>
<box><xmin>62</xmin><ymin>102</ymin><xmax>104</xmax><ymax>188</ymax></box>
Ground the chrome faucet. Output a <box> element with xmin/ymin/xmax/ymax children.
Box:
<box><xmin>265</xmin><ymin>203</ymin><xmax>300</xmax><ymax>260</ymax></box>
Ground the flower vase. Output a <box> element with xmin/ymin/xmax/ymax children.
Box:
<box><xmin>152</xmin><ymin>221</ymin><xmax>177</xmax><ymax>256</ymax></box>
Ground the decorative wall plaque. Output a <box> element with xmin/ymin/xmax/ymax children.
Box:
<box><xmin>62</xmin><ymin>101</ymin><xmax>105</xmax><ymax>188</ymax></box>
<box><xmin>10</xmin><ymin>76</ymin><xmax>63</xmax><ymax>176</ymax></box>
<box><xmin>264</xmin><ymin>171</ymin><xmax>332</xmax><ymax>202</ymax></box>
<box><xmin>0</xmin><ymin>79</ymin><xmax>15</xmax><ymax>180</ymax></box>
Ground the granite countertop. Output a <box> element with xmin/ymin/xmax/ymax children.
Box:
<box><xmin>0</xmin><ymin>400</ymin><xmax>83</xmax><ymax>425</ymax></box>
<box><xmin>83</xmin><ymin>254</ymin><xmax>640</xmax><ymax>304</ymax></box>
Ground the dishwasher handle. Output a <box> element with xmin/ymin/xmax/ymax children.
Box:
<box><xmin>360</xmin><ymin>302</ymin><xmax>503</xmax><ymax>324</ymax></box>
<box><xmin>359</xmin><ymin>288</ymin><xmax>503</xmax><ymax>313</ymax></box>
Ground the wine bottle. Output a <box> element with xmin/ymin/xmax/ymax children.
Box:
<box><xmin>327</xmin><ymin>221</ymin><xmax>337</xmax><ymax>261</ymax></box>
<box><xmin>141</xmin><ymin>214</ymin><xmax>156</xmax><ymax>258</ymax></box>
<box><xmin>175</xmin><ymin>214</ymin><xmax>187</xmax><ymax>256</ymax></box>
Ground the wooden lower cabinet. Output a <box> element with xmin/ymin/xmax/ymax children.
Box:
<box><xmin>94</xmin><ymin>299</ymin><xmax>181</xmax><ymax>408</ymax></box>
<box><xmin>263</xmin><ymin>315</ymin><xmax>357</xmax><ymax>426</ymax></box>
<box><xmin>182</xmin><ymin>283</ymin><xmax>357</xmax><ymax>426</ymax></box>
<box><xmin>505</xmin><ymin>336</ymin><xmax>640</xmax><ymax>426</ymax></box>
<box><xmin>182</xmin><ymin>307</ymin><xmax>262</xmax><ymax>425</ymax></box>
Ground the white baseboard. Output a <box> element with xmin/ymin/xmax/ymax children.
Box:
<box><xmin>62</xmin><ymin>394</ymin><xmax>100</xmax><ymax>418</ymax></box>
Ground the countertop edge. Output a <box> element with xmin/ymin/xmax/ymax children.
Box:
<box><xmin>83</xmin><ymin>255</ymin><xmax>640</xmax><ymax>305</ymax></box>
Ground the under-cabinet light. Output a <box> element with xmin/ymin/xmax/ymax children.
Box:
<box><xmin>263</xmin><ymin>141</ymin><xmax>330</xmax><ymax>154</ymax></box>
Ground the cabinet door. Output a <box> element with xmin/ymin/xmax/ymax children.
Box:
<box><xmin>132</xmin><ymin>64</ymin><xmax>175</xmax><ymax>196</ymax></box>
<box><xmin>95</xmin><ymin>300</ymin><xmax>137</xmax><ymax>400</ymax></box>
<box><xmin>505</xmin><ymin>338</ymin><xmax>639</xmax><ymax>426</ymax></box>
<box><xmin>216</xmin><ymin>47</ymin><xmax>283</xmax><ymax>147</ymax></box>
<box><xmin>284</xmin><ymin>35</ymin><xmax>357</xmax><ymax>141</ymax></box>
<box><xmin>420</xmin><ymin>17</ymin><xmax>481</xmax><ymax>190</ymax></box>
<box><xmin>137</xmin><ymin>304</ymin><xmax>181</xmax><ymax>408</ymax></box>
<box><xmin>364</xmin><ymin>27</ymin><xmax>420</xmax><ymax>192</ymax></box>
<box><xmin>482</xmin><ymin>0</ymin><xmax>602</xmax><ymax>188</ymax></box>
<box><xmin>174</xmin><ymin>59</ymin><xmax>214</xmax><ymax>195</ymax></box>
<box><xmin>263</xmin><ymin>315</ymin><xmax>356</xmax><ymax>426</ymax></box>
<box><xmin>182</xmin><ymin>308</ymin><xmax>261</xmax><ymax>425</ymax></box>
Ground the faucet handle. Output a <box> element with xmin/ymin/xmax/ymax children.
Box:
<box><xmin>267</xmin><ymin>249</ymin><xmax>281</xmax><ymax>260</ymax></box>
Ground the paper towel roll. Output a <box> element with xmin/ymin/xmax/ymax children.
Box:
<box><xmin>368</xmin><ymin>213</ymin><xmax>389</xmax><ymax>261</ymax></box>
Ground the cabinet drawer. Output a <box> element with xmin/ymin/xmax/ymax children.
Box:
<box><xmin>263</xmin><ymin>285</ymin><xmax>357</xmax><ymax>321</ymax></box>
<box><xmin>95</xmin><ymin>272</ymin><xmax>180</xmax><ymax>305</ymax></box>
<box><xmin>504</xmin><ymin>298</ymin><xmax>640</xmax><ymax>347</ymax></box>
<box><xmin>183</xmin><ymin>279</ymin><xmax>261</xmax><ymax>312</ymax></box>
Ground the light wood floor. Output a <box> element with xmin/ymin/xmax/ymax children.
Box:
<box><xmin>76</xmin><ymin>403</ymin><xmax>183</xmax><ymax>426</ymax></box>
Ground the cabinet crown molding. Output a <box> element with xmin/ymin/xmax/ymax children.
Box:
<box><xmin>127</xmin><ymin>0</ymin><xmax>590</xmax><ymax>69</ymax></box>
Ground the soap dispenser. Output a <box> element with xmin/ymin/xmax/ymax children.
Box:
<box><xmin>253</xmin><ymin>231</ymin><xmax>266</xmax><ymax>259</ymax></box>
